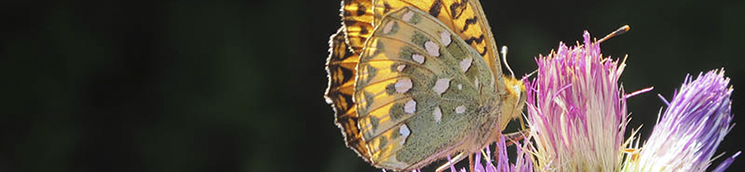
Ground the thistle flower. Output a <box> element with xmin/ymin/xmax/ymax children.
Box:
<box><xmin>490</xmin><ymin>134</ymin><xmax>534</xmax><ymax>172</ymax></box>
<box><xmin>439</xmin><ymin>134</ymin><xmax>533</xmax><ymax>172</ymax></box>
<box><xmin>524</xmin><ymin>31</ymin><xmax>629</xmax><ymax>171</ymax></box>
<box><xmin>622</xmin><ymin>69</ymin><xmax>737</xmax><ymax>172</ymax></box>
<box><xmin>381</xmin><ymin>32</ymin><xmax>739</xmax><ymax>172</ymax></box>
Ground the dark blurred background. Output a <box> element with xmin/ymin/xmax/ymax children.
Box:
<box><xmin>0</xmin><ymin>0</ymin><xmax>743</xmax><ymax>171</ymax></box>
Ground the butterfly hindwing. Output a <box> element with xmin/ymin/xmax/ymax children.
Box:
<box><xmin>341</xmin><ymin>0</ymin><xmax>504</xmax><ymax>89</ymax></box>
<box><xmin>354</xmin><ymin>7</ymin><xmax>499</xmax><ymax>170</ymax></box>
<box><xmin>371</xmin><ymin>0</ymin><xmax>504</xmax><ymax>92</ymax></box>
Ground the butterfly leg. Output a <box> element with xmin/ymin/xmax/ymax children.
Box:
<box><xmin>518</xmin><ymin>112</ymin><xmax>527</xmax><ymax>131</ymax></box>
<box><xmin>506</xmin><ymin>111</ymin><xmax>529</xmax><ymax>147</ymax></box>
<box><xmin>435</xmin><ymin>152</ymin><xmax>468</xmax><ymax>172</ymax></box>
<box><xmin>492</xmin><ymin>130</ymin><xmax>530</xmax><ymax>168</ymax></box>
<box><xmin>468</xmin><ymin>154</ymin><xmax>474</xmax><ymax>172</ymax></box>
<box><xmin>503</xmin><ymin>128</ymin><xmax>530</xmax><ymax>147</ymax></box>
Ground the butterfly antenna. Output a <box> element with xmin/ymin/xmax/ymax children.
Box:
<box><xmin>501</xmin><ymin>45</ymin><xmax>516</xmax><ymax>77</ymax></box>
<box><xmin>598</xmin><ymin>25</ymin><xmax>630</xmax><ymax>43</ymax></box>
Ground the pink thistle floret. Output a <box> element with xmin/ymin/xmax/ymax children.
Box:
<box><xmin>525</xmin><ymin>31</ymin><xmax>628</xmax><ymax>171</ymax></box>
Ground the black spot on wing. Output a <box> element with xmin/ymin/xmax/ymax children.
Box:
<box><xmin>449</xmin><ymin>0</ymin><xmax>468</xmax><ymax>19</ymax></box>
<box><xmin>464</xmin><ymin>35</ymin><xmax>485</xmax><ymax>44</ymax></box>
<box><xmin>478</xmin><ymin>48</ymin><xmax>487</xmax><ymax>56</ymax></box>
<box><xmin>464</xmin><ymin>35</ymin><xmax>487</xmax><ymax>56</ymax></box>
<box><xmin>335</xmin><ymin>114</ymin><xmax>361</xmax><ymax>143</ymax></box>
<box><xmin>328</xmin><ymin>89</ymin><xmax>355</xmax><ymax>112</ymax></box>
<box><xmin>384</xmin><ymin>2</ymin><xmax>392</xmax><ymax>14</ymax></box>
<box><xmin>344</xmin><ymin>10</ymin><xmax>352</xmax><ymax>16</ymax></box>
<box><xmin>340</xmin><ymin>67</ymin><xmax>354</xmax><ymax>83</ymax></box>
<box><xmin>360</xmin><ymin>25</ymin><xmax>369</xmax><ymax>34</ymax></box>
<box><xmin>357</xmin><ymin>3</ymin><xmax>366</xmax><ymax>16</ymax></box>
<box><xmin>344</xmin><ymin>19</ymin><xmax>357</xmax><ymax>25</ymax></box>
<box><xmin>462</xmin><ymin>16</ymin><xmax>478</xmax><ymax>33</ymax></box>
<box><xmin>428</xmin><ymin>0</ymin><xmax>443</xmax><ymax>17</ymax></box>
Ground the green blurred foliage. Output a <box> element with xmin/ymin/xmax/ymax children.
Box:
<box><xmin>0</xmin><ymin>0</ymin><xmax>742</xmax><ymax>172</ymax></box>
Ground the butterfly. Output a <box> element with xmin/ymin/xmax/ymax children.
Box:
<box><xmin>325</xmin><ymin>0</ymin><xmax>526</xmax><ymax>171</ymax></box>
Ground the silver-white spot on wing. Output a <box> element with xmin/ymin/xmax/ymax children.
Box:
<box><xmin>440</xmin><ymin>32</ymin><xmax>451</xmax><ymax>46</ymax></box>
<box><xmin>424</xmin><ymin>41</ymin><xmax>440</xmax><ymax>57</ymax></box>
<box><xmin>404</xmin><ymin>99</ymin><xmax>417</xmax><ymax>114</ymax></box>
<box><xmin>433</xmin><ymin>78</ymin><xmax>451</xmax><ymax>95</ymax></box>
<box><xmin>396</xmin><ymin>64</ymin><xmax>406</xmax><ymax>72</ymax></box>
<box><xmin>433</xmin><ymin>106</ymin><xmax>442</xmax><ymax>123</ymax></box>
<box><xmin>460</xmin><ymin>57</ymin><xmax>473</xmax><ymax>73</ymax></box>
<box><xmin>384</xmin><ymin>21</ymin><xmax>394</xmax><ymax>34</ymax></box>
<box><xmin>455</xmin><ymin>105</ymin><xmax>466</xmax><ymax>114</ymax></box>
<box><xmin>395</xmin><ymin>78</ymin><xmax>413</xmax><ymax>93</ymax></box>
<box><xmin>399</xmin><ymin>124</ymin><xmax>410</xmax><ymax>145</ymax></box>
<box><xmin>402</xmin><ymin>11</ymin><xmax>414</xmax><ymax>22</ymax></box>
<box><xmin>412</xmin><ymin>54</ymin><xmax>425</xmax><ymax>64</ymax></box>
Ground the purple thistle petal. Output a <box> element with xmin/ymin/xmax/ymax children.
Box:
<box><xmin>485</xmin><ymin>146</ymin><xmax>496</xmax><ymax>172</ymax></box>
<box><xmin>624</xmin><ymin>69</ymin><xmax>735</xmax><ymax>171</ymax></box>
<box><xmin>477</xmin><ymin>134</ymin><xmax>534</xmax><ymax>172</ymax></box>
<box><xmin>712</xmin><ymin>151</ymin><xmax>740</xmax><ymax>172</ymax></box>
<box><xmin>473</xmin><ymin>151</ymin><xmax>485</xmax><ymax>172</ymax></box>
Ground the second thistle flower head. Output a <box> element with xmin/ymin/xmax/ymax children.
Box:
<box><xmin>623</xmin><ymin>69</ymin><xmax>736</xmax><ymax>172</ymax></box>
<box><xmin>525</xmin><ymin>31</ymin><xmax>629</xmax><ymax>171</ymax></box>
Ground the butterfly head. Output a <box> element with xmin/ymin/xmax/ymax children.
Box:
<box><xmin>498</xmin><ymin>76</ymin><xmax>527</xmax><ymax>130</ymax></box>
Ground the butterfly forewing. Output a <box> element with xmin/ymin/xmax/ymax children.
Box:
<box><xmin>325</xmin><ymin>28</ymin><xmax>371</xmax><ymax>160</ymax></box>
<box><xmin>341</xmin><ymin>0</ymin><xmax>375</xmax><ymax>54</ymax></box>
<box><xmin>354</xmin><ymin>7</ymin><xmax>499</xmax><ymax>170</ymax></box>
